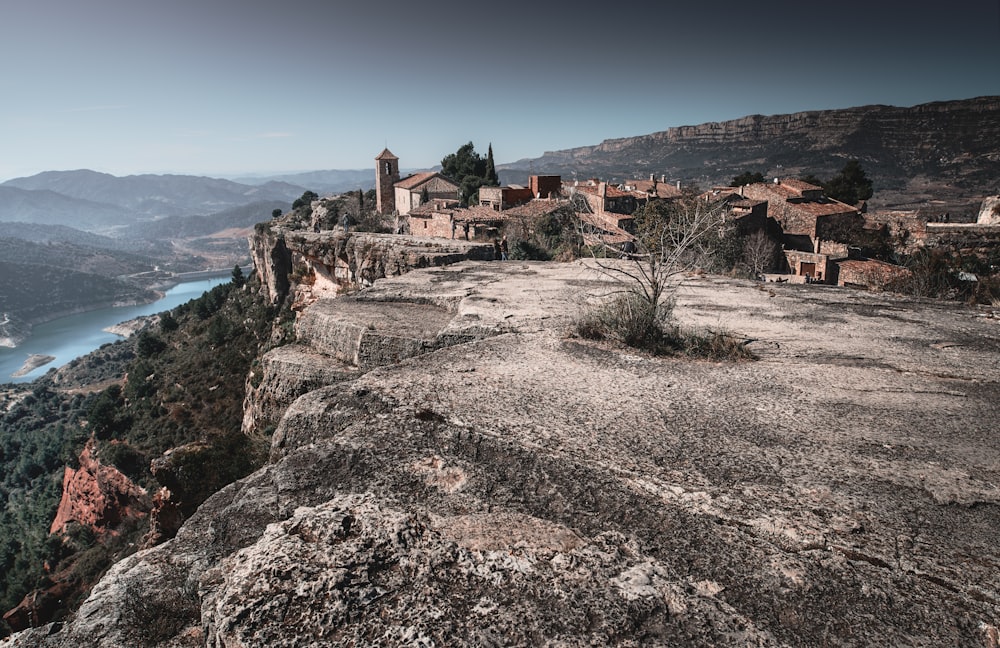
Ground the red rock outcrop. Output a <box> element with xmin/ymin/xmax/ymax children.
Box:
<box><xmin>49</xmin><ymin>440</ymin><xmax>150</xmax><ymax>537</ymax></box>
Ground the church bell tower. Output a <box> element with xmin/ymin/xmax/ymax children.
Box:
<box><xmin>375</xmin><ymin>148</ymin><xmax>400</xmax><ymax>215</ymax></box>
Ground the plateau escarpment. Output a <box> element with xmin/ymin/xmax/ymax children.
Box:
<box><xmin>242</xmin><ymin>229</ymin><xmax>496</xmax><ymax>436</ymax></box>
<box><xmin>502</xmin><ymin>96</ymin><xmax>1000</xmax><ymax>212</ymax></box>
<box><xmin>6</xmin><ymin>255</ymin><xmax>999</xmax><ymax>647</ymax></box>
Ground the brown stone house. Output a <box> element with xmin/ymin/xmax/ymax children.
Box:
<box><xmin>479</xmin><ymin>185</ymin><xmax>534</xmax><ymax>211</ymax></box>
<box><xmin>623</xmin><ymin>175</ymin><xmax>684</xmax><ymax>201</ymax></box>
<box><xmin>394</xmin><ymin>172</ymin><xmax>460</xmax><ymax>216</ymax></box>
<box><xmin>832</xmin><ymin>258</ymin><xmax>911</xmax><ymax>289</ymax></box>
<box><xmin>739</xmin><ymin>178</ymin><xmax>862</xmax><ymax>282</ymax></box>
<box><xmin>567</xmin><ymin>179</ymin><xmax>641</xmax><ymax>218</ymax></box>
<box><xmin>407</xmin><ymin>203</ymin><xmax>510</xmax><ymax>240</ymax></box>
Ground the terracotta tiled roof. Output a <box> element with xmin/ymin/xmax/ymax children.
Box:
<box><xmin>375</xmin><ymin>148</ymin><xmax>398</xmax><ymax>160</ymax></box>
<box><xmin>454</xmin><ymin>205</ymin><xmax>512</xmax><ymax>224</ymax></box>
<box><xmin>569</xmin><ymin>184</ymin><xmax>631</xmax><ymax>198</ymax></box>
<box><xmin>780</xmin><ymin>178</ymin><xmax>823</xmax><ymax>193</ymax></box>
<box><xmin>503</xmin><ymin>200</ymin><xmax>570</xmax><ymax>219</ymax></box>
<box><xmin>395</xmin><ymin>171</ymin><xmax>440</xmax><ymax>190</ymax></box>
<box><xmin>628</xmin><ymin>180</ymin><xmax>684</xmax><ymax>199</ymax></box>
<box><xmin>787</xmin><ymin>200</ymin><xmax>859</xmax><ymax>218</ymax></box>
<box><xmin>743</xmin><ymin>183</ymin><xmax>858</xmax><ymax>217</ymax></box>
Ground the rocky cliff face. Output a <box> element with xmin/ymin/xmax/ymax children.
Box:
<box><xmin>5</xmin><ymin>260</ymin><xmax>999</xmax><ymax>647</ymax></box>
<box><xmin>248</xmin><ymin>227</ymin><xmax>493</xmax><ymax>306</ymax></box>
<box><xmin>501</xmin><ymin>96</ymin><xmax>1000</xmax><ymax>210</ymax></box>
<box><xmin>979</xmin><ymin>195</ymin><xmax>1000</xmax><ymax>226</ymax></box>
<box><xmin>242</xmin><ymin>230</ymin><xmax>495</xmax><ymax>436</ymax></box>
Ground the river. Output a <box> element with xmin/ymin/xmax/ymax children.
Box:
<box><xmin>0</xmin><ymin>275</ymin><xmax>231</xmax><ymax>384</ymax></box>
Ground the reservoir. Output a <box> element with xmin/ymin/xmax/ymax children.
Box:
<box><xmin>0</xmin><ymin>275</ymin><xmax>230</xmax><ymax>384</ymax></box>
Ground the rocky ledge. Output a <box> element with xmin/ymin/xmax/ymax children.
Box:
<box><xmin>5</xmin><ymin>261</ymin><xmax>998</xmax><ymax>647</ymax></box>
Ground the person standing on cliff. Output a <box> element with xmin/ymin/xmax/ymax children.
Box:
<box><xmin>341</xmin><ymin>213</ymin><xmax>350</xmax><ymax>234</ymax></box>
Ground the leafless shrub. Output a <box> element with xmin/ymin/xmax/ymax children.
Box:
<box><xmin>119</xmin><ymin>569</ymin><xmax>200</xmax><ymax>647</ymax></box>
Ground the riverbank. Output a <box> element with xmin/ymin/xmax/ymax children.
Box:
<box><xmin>102</xmin><ymin>314</ymin><xmax>158</xmax><ymax>338</ymax></box>
<box><xmin>1</xmin><ymin>268</ymin><xmax>240</xmax><ymax>351</ymax></box>
<box><xmin>12</xmin><ymin>354</ymin><xmax>55</xmax><ymax>377</ymax></box>
<box><xmin>0</xmin><ymin>275</ymin><xmax>232</xmax><ymax>384</ymax></box>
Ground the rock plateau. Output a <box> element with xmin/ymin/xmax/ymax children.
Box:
<box><xmin>4</xmin><ymin>255</ymin><xmax>999</xmax><ymax>647</ymax></box>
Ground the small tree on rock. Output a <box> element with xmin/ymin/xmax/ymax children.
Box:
<box><xmin>581</xmin><ymin>197</ymin><xmax>728</xmax><ymax>350</ymax></box>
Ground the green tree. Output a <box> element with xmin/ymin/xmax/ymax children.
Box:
<box><xmin>730</xmin><ymin>171</ymin><xmax>765</xmax><ymax>186</ymax></box>
<box><xmin>441</xmin><ymin>142</ymin><xmax>491</xmax><ymax>206</ymax></box>
<box><xmin>291</xmin><ymin>191</ymin><xmax>318</xmax><ymax>211</ymax></box>
<box><xmin>823</xmin><ymin>160</ymin><xmax>873</xmax><ymax>205</ymax></box>
<box><xmin>231</xmin><ymin>264</ymin><xmax>245</xmax><ymax>288</ymax></box>
<box><xmin>271</xmin><ymin>208</ymin><xmax>282</xmax><ymax>219</ymax></box>
<box><xmin>485</xmin><ymin>143</ymin><xmax>499</xmax><ymax>186</ymax></box>
<box><xmin>136</xmin><ymin>332</ymin><xmax>166</xmax><ymax>358</ymax></box>
<box><xmin>159</xmin><ymin>311</ymin><xmax>179</xmax><ymax>332</ymax></box>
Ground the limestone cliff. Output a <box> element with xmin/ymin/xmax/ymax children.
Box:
<box><xmin>502</xmin><ymin>96</ymin><xmax>1000</xmax><ymax>210</ymax></box>
<box><xmin>4</xmin><ymin>260</ymin><xmax>998</xmax><ymax>647</ymax></box>
<box><xmin>241</xmin><ymin>229</ymin><xmax>495</xmax><ymax>436</ymax></box>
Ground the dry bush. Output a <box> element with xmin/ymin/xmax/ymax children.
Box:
<box><xmin>119</xmin><ymin>569</ymin><xmax>200</xmax><ymax>647</ymax></box>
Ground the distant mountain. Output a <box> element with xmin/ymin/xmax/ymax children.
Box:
<box><xmin>0</xmin><ymin>237</ymin><xmax>156</xmax><ymax>277</ymax></box>
<box><xmin>0</xmin><ymin>221</ymin><xmax>157</xmax><ymax>253</ymax></box>
<box><xmin>0</xmin><ymin>186</ymin><xmax>131</xmax><ymax>231</ymax></box>
<box><xmin>232</xmin><ymin>169</ymin><xmax>375</xmax><ymax>194</ymax></box>
<box><xmin>498</xmin><ymin>96</ymin><xmax>1000</xmax><ymax>210</ymax></box>
<box><xmin>128</xmin><ymin>200</ymin><xmax>288</xmax><ymax>240</ymax></box>
<box><xmin>1</xmin><ymin>170</ymin><xmax>307</xmax><ymax>221</ymax></box>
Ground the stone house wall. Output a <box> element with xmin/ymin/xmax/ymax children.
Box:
<box><xmin>783</xmin><ymin>249</ymin><xmax>831</xmax><ymax>281</ymax></box>
<box><xmin>395</xmin><ymin>176</ymin><xmax>460</xmax><ymax>216</ymax></box>
<box><xmin>530</xmin><ymin>175</ymin><xmax>562</xmax><ymax>199</ymax></box>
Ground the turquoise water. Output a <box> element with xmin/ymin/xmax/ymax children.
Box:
<box><xmin>0</xmin><ymin>276</ymin><xmax>230</xmax><ymax>384</ymax></box>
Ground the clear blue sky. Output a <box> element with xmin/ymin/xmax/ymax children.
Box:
<box><xmin>2</xmin><ymin>1</ymin><xmax>998</xmax><ymax>181</ymax></box>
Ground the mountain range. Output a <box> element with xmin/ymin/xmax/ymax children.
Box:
<box><xmin>4</xmin><ymin>96</ymin><xmax>997</xmax><ymax>232</ymax></box>
<box><xmin>499</xmin><ymin>95</ymin><xmax>1000</xmax><ymax>211</ymax></box>
<box><xmin>0</xmin><ymin>171</ymin><xmax>308</xmax><ymax>232</ymax></box>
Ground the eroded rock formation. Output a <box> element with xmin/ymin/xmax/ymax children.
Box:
<box><xmin>3</xmin><ymin>441</ymin><xmax>150</xmax><ymax>633</ymax></box>
<box><xmin>48</xmin><ymin>441</ymin><xmax>150</xmax><ymax>537</ymax></box>
<box><xmin>978</xmin><ymin>195</ymin><xmax>1000</xmax><ymax>226</ymax></box>
<box><xmin>6</xmin><ymin>261</ymin><xmax>999</xmax><ymax>647</ymax></box>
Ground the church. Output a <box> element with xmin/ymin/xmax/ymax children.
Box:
<box><xmin>375</xmin><ymin>149</ymin><xmax>460</xmax><ymax>216</ymax></box>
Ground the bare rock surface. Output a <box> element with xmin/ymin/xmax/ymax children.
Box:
<box><xmin>979</xmin><ymin>195</ymin><xmax>1000</xmax><ymax>225</ymax></box>
<box><xmin>7</xmin><ymin>260</ymin><xmax>999</xmax><ymax>647</ymax></box>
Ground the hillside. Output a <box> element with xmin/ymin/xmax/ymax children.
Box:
<box><xmin>499</xmin><ymin>96</ymin><xmax>1000</xmax><ymax>213</ymax></box>
<box><xmin>0</xmin><ymin>187</ymin><xmax>130</xmax><ymax>231</ymax></box>
<box><xmin>2</xmin><ymin>239</ymin><xmax>997</xmax><ymax>646</ymax></box>
<box><xmin>0</xmin><ymin>171</ymin><xmax>306</xmax><ymax>225</ymax></box>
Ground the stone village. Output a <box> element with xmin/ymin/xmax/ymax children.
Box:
<box><xmin>298</xmin><ymin>147</ymin><xmax>1000</xmax><ymax>295</ymax></box>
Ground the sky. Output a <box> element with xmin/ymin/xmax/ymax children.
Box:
<box><xmin>1</xmin><ymin>1</ymin><xmax>998</xmax><ymax>181</ymax></box>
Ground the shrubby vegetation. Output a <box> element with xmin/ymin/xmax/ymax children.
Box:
<box><xmin>0</xmin><ymin>385</ymin><xmax>91</xmax><ymax>615</ymax></box>
<box><xmin>575</xmin><ymin>196</ymin><xmax>755</xmax><ymax>360</ymax></box>
<box><xmin>0</xmin><ymin>270</ymin><xmax>289</xmax><ymax>634</ymax></box>
<box><xmin>440</xmin><ymin>142</ymin><xmax>500</xmax><ymax>206</ymax></box>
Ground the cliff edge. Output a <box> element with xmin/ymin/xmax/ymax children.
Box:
<box><xmin>5</xmin><ymin>260</ymin><xmax>998</xmax><ymax>647</ymax></box>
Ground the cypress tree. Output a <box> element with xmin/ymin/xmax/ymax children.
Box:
<box><xmin>485</xmin><ymin>143</ymin><xmax>499</xmax><ymax>186</ymax></box>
